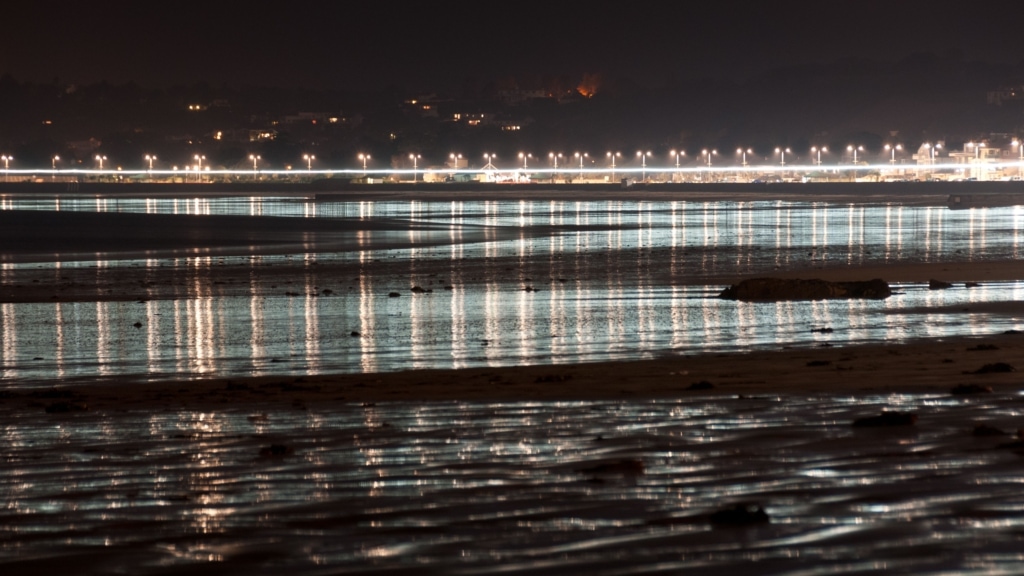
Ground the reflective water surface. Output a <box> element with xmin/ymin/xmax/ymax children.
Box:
<box><xmin>2</xmin><ymin>195</ymin><xmax>1024</xmax><ymax>381</ymax></box>
<box><xmin>3</xmin><ymin>394</ymin><xmax>1024</xmax><ymax>574</ymax></box>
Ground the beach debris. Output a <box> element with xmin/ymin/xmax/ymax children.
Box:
<box><xmin>411</xmin><ymin>286</ymin><xmax>432</xmax><ymax>294</ymax></box>
<box><xmin>388</xmin><ymin>292</ymin><xmax>401</xmax><ymax>298</ymax></box>
<box><xmin>247</xmin><ymin>413</ymin><xmax>269</xmax><ymax>423</ymax></box>
<box><xmin>929</xmin><ymin>279</ymin><xmax>954</xmax><ymax>290</ymax></box>
<box><xmin>852</xmin><ymin>410</ymin><xmax>918</xmax><ymax>427</ymax></box>
<box><xmin>967</xmin><ymin>344</ymin><xmax>999</xmax><ymax>351</ymax></box>
<box><xmin>444</xmin><ymin>285</ymin><xmax>454</xmax><ymax>290</ymax></box>
<box><xmin>133</xmin><ymin>321</ymin><xmax>143</xmax><ymax>328</ymax></box>
<box><xmin>951</xmin><ymin>383</ymin><xmax>993</xmax><ymax>395</ymax></box>
<box><xmin>259</xmin><ymin>444</ymin><xmax>293</xmax><ymax>457</ymax></box>
<box><xmin>687</xmin><ymin>380</ymin><xmax>715</xmax><ymax>390</ymax></box>
<box><xmin>719</xmin><ymin>278</ymin><xmax>891</xmax><ymax>301</ymax></box>
<box><xmin>810</xmin><ymin>327</ymin><xmax>833</xmax><ymax>333</ymax></box>
<box><xmin>806</xmin><ymin>360</ymin><xmax>832</xmax><ymax>367</ymax></box>
<box><xmin>44</xmin><ymin>401</ymin><xmax>88</xmax><ymax>414</ymax></box>
<box><xmin>972</xmin><ymin>424</ymin><xmax>1007</xmax><ymax>437</ymax></box>
<box><xmin>966</xmin><ymin>363</ymin><xmax>1015</xmax><ymax>374</ymax></box>
<box><xmin>350</xmin><ymin>331</ymin><xmax>361</xmax><ymax>337</ymax></box>
<box><xmin>709</xmin><ymin>503</ymin><xmax>770</xmax><ymax>526</ymax></box>
<box><xmin>322</xmin><ymin>289</ymin><xmax>333</xmax><ymax>295</ymax></box>
<box><xmin>965</xmin><ymin>282</ymin><xmax>981</xmax><ymax>288</ymax></box>
<box><xmin>523</xmin><ymin>285</ymin><xmax>539</xmax><ymax>292</ymax></box>
<box><xmin>284</xmin><ymin>291</ymin><xmax>300</xmax><ymax>297</ymax></box>
<box><xmin>1005</xmin><ymin>330</ymin><xmax>1023</xmax><ymax>335</ymax></box>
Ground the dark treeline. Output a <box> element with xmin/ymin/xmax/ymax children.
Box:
<box><xmin>0</xmin><ymin>53</ymin><xmax>1022</xmax><ymax>171</ymax></box>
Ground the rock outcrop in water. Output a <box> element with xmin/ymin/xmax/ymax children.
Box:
<box><xmin>718</xmin><ymin>278</ymin><xmax>891</xmax><ymax>301</ymax></box>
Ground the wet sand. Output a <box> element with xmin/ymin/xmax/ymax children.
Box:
<box><xmin>4</xmin><ymin>192</ymin><xmax>1024</xmax><ymax>574</ymax></box>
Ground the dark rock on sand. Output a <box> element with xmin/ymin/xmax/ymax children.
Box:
<box><xmin>709</xmin><ymin>503</ymin><xmax>770</xmax><ymax>526</ymax></box>
<box><xmin>687</xmin><ymin>380</ymin><xmax>715</xmax><ymax>390</ymax></box>
<box><xmin>719</xmin><ymin>278</ymin><xmax>891</xmax><ymax>301</ymax></box>
<box><xmin>951</xmin><ymin>383</ymin><xmax>993</xmax><ymax>394</ymax></box>
<box><xmin>967</xmin><ymin>363</ymin><xmax>1015</xmax><ymax>374</ymax></box>
<box><xmin>45</xmin><ymin>401</ymin><xmax>88</xmax><ymax>414</ymax></box>
<box><xmin>852</xmin><ymin>411</ymin><xmax>918</xmax><ymax>427</ymax></box>
<box><xmin>929</xmin><ymin>279</ymin><xmax>954</xmax><ymax>290</ymax></box>
<box><xmin>259</xmin><ymin>444</ymin><xmax>294</xmax><ymax>457</ymax></box>
<box><xmin>972</xmin><ymin>424</ymin><xmax>1007</xmax><ymax>437</ymax></box>
<box><xmin>388</xmin><ymin>292</ymin><xmax>401</xmax><ymax>298</ymax></box>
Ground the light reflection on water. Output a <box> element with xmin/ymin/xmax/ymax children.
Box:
<box><xmin>1</xmin><ymin>197</ymin><xmax>1024</xmax><ymax>381</ymax></box>
<box><xmin>3</xmin><ymin>394</ymin><xmax>1024</xmax><ymax>574</ymax></box>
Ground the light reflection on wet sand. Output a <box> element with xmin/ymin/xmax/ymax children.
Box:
<box><xmin>3</xmin><ymin>199</ymin><xmax>1024</xmax><ymax>381</ymax></box>
<box><xmin>3</xmin><ymin>394</ymin><xmax>1024</xmax><ymax>574</ymax></box>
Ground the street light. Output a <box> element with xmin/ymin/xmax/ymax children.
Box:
<box><xmin>249</xmin><ymin>154</ymin><xmax>260</xmax><ymax>178</ymax></box>
<box><xmin>303</xmin><ymin>154</ymin><xmax>315</xmax><ymax>171</ymax></box>
<box><xmin>483</xmin><ymin>153</ymin><xmax>497</xmax><ymax>170</ymax></box>
<box><xmin>51</xmin><ymin>155</ymin><xmax>60</xmax><ymax>181</ymax></box>
<box><xmin>670</xmin><ymin>149</ymin><xmax>686</xmax><ymax>182</ymax></box>
<box><xmin>811</xmin><ymin>146</ymin><xmax>827</xmax><ymax>165</ymax></box>
<box><xmin>736</xmin><ymin>148</ymin><xmax>752</xmax><ymax>167</ymax></box>
<box><xmin>637</xmin><ymin>150</ymin><xmax>651</xmax><ymax>182</ymax></box>
<box><xmin>607</xmin><ymin>151</ymin><xmax>621</xmax><ymax>180</ymax></box>
<box><xmin>924</xmin><ymin>143</ymin><xmax>942</xmax><ymax>164</ymax></box>
<box><xmin>1013</xmin><ymin>140</ymin><xmax>1023</xmax><ymax>176</ymax></box>
<box><xmin>574</xmin><ymin>152</ymin><xmax>588</xmax><ymax>178</ymax></box>
<box><xmin>144</xmin><ymin>154</ymin><xmax>156</xmax><ymax>173</ymax></box>
<box><xmin>359</xmin><ymin>153</ymin><xmax>370</xmax><ymax>173</ymax></box>
<box><xmin>518</xmin><ymin>152</ymin><xmax>532</xmax><ymax>169</ymax></box>
<box><xmin>448</xmin><ymin>153</ymin><xmax>462</xmax><ymax>177</ymax></box>
<box><xmin>193</xmin><ymin>154</ymin><xmax>204</xmax><ymax>181</ymax></box>
<box><xmin>409</xmin><ymin>153</ymin><xmax>420</xmax><ymax>182</ymax></box>
<box><xmin>884</xmin><ymin>143</ymin><xmax>903</xmax><ymax>165</ymax></box>
<box><xmin>847</xmin><ymin>145</ymin><xmax>864</xmax><ymax>165</ymax></box>
<box><xmin>549</xmin><ymin>152</ymin><xmax>562</xmax><ymax>169</ymax></box>
<box><xmin>95</xmin><ymin>155</ymin><xmax>106</xmax><ymax>170</ymax></box>
<box><xmin>2</xmin><ymin>155</ymin><xmax>11</xmax><ymax>182</ymax></box>
<box><xmin>775</xmin><ymin>147</ymin><xmax>791</xmax><ymax>166</ymax></box>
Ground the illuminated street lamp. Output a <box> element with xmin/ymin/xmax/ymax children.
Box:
<box><xmin>144</xmin><ymin>154</ymin><xmax>156</xmax><ymax>172</ymax></box>
<box><xmin>574</xmin><ymin>152</ymin><xmax>588</xmax><ymax>177</ymax></box>
<box><xmin>606</xmin><ymin>151</ymin><xmax>621</xmax><ymax>180</ymax></box>
<box><xmin>359</xmin><ymin>153</ymin><xmax>371</xmax><ymax>173</ymax></box>
<box><xmin>549</xmin><ymin>152</ymin><xmax>562</xmax><ymax>169</ymax></box>
<box><xmin>1</xmin><ymin>155</ymin><xmax>11</xmax><ymax>182</ymax></box>
<box><xmin>95</xmin><ymin>155</ymin><xmax>106</xmax><ymax>170</ymax></box>
<box><xmin>847</xmin><ymin>145</ymin><xmax>864</xmax><ymax>165</ymax></box>
<box><xmin>51</xmin><ymin>155</ymin><xmax>60</xmax><ymax>181</ymax></box>
<box><xmin>637</xmin><ymin>150</ymin><xmax>651</xmax><ymax>182</ymax></box>
<box><xmin>924</xmin><ymin>143</ymin><xmax>942</xmax><ymax>164</ymax></box>
<box><xmin>192</xmin><ymin>154</ymin><xmax>205</xmax><ymax>182</ymax></box>
<box><xmin>483</xmin><ymin>153</ymin><xmax>497</xmax><ymax>170</ymax></box>
<box><xmin>249</xmin><ymin>154</ymin><xmax>260</xmax><ymax>178</ymax></box>
<box><xmin>409</xmin><ymin>153</ymin><xmax>420</xmax><ymax>182</ymax></box>
<box><xmin>670</xmin><ymin>149</ymin><xmax>685</xmax><ymax>182</ymax></box>
<box><xmin>303</xmin><ymin>153</ymin><xmax>315</xmax><ymax>171</ymax></box>
<box><xmin>518</xmin><ymin>152</ymin><xmax>532</xmax><ymax>169</ymax></box>
<box><xmin>736</xmin><ymin>148</ymin><xmax>752</xmax><ymax>167</ymax></box>
<box><xmin>1013</xmin><ymin>140</ymin><xmax>1023</xmax><ymax>176</ymax></box>
<box><xmin>449</xmin><ymin>153</ymin><xmax>462</xmax><ymax>177</ymax></box>
<box><xmin>884</xmin><ymin>143</ymin><xmax>903</xmax><ymax>165</ymax></box>
<box><xmin>701</xmin><ymin>149</ymin><xmax>717</xmax><ymax>167</ymax></box>
<box><xmin>775</xmin><ymin>147</ymin><xmax>791</xmax><ymax>166</ymax></box>
<box><xmin>811</xmin><ymin>146</ymin><xmax>827</xmax><ymax>165</ymax></box>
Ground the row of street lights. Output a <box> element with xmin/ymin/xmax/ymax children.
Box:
<box><xmin>6</xmin><ymin>141</ymin><xmax>1023</xmax><ymax>181</ymax></box>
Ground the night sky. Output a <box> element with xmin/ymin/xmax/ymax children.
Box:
<box><xmin>2</xmin><ymin>1</ymin><xmax>1022</xmax><ymax>92</ymax></box>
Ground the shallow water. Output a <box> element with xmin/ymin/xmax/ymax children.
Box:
<box><xmin>4</xmin><ymin>393</ymin><xmax>1024</xmax><ymax>575</ymax></box>
<box><xmin>2</xmin><ymin>196</ymin><xmax>1024</xmax><ymax>381</ymax></box>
